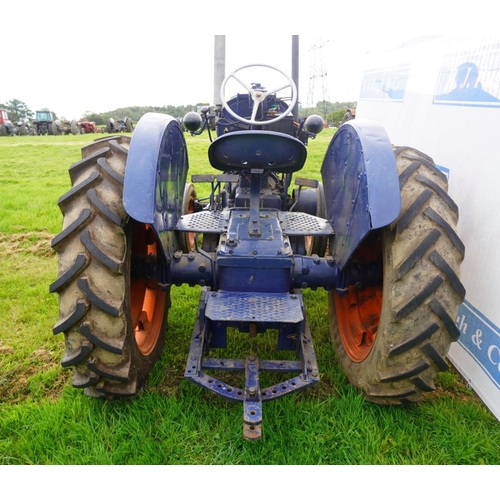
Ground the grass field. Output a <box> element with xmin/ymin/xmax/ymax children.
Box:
<box><xmin>0</xmin><ymin>129</ymin><xmax>499</xmax><ymax>466</ymax></box>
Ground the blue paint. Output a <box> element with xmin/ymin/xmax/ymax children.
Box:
<box><xmin>124</xmin><ymin>113</ymin><xmax>188</xmax><ymax>260</ymax></box>
<box><xmin>321</xmin><ymin>119</ymin><xmax>400</xmax><ymax>269</ymax></box>
<box><xmin>124</xmin><ymin>113</ymin><xmax>188</xmax><ymax>228</ymax></box>
<box><xmin>456</xmin><ymin>300</ymin><xmax>500</xmax><ymax>389</ymax></box>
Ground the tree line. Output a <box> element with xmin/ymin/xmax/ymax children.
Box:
<box><xmin>304</xmin><ymin>100</ymin><xmax>357</xmax><ymax>126</ymax></box>
<box><xmin>1</xmin><ymin>99</ymin><xmax>356</xmax><ymax>127</ymax></box>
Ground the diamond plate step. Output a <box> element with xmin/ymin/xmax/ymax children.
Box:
<box><xmin>176</xmin><ymin>210</ymin><xmax>230</xmax><ymax>233</ymax></box>
<box><xmin>279</xmin><ymin>212</ymin><xmax>333</xmax><ymax>236</ymax></box>
<box><xmin>205</xmin><ymin>291</ymin><xmax>304</xmax><ymax>323</ymax></box>
<box><xmin>176</xmin><ymin>210</ymin><xmax>333</xmax><ymax>236</ymax></box>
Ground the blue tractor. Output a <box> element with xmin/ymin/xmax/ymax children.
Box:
<box><xmin>50</xmin><ymin>63</ymin><xmax>465</xmax><ymax>439</ymax></box>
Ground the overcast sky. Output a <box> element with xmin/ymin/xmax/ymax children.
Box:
<box><xmin>2</xmin><ymin>2</ymin><xmax>490</xmax><ymax>119</ymax></box>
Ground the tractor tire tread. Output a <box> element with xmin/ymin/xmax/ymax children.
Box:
<box><xmin>51</xmin><ymin>135</ymin><xmax>165</xmax><ymax>399</ymax></box>
<box><xmin>329</xmin><ymin>146</ymin><xmax>465</xmax><ymax>405</ymax></box>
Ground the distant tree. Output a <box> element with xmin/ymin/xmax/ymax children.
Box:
<box><xmin>299</xmin><ymin>100</ymin><xmax>356</xmax><ymax>126</ymax></box>
<box><xmin>0</xmin><ymin>99</ymin><xmax>34</xmax><ymax>121</ymax></box>
<box><xmin>329</xmin><ymin>110</ymin><xmax>346</xmax><ymax>126</ymax></box>
<box><xmin>83</xmin><ymin>105</ymin><xmax>197</xmax><ymax>125</ymax></box>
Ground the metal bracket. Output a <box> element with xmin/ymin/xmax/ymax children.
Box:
<box><xmin>184</xmin><ymin>288</ymin><xmax>320</xmax><ymax>440</ymax></box>
<box><xmin>243</xmin><ymin>355</ymin><xmax>262</xmax><ymax>440</ymax></box>
<box><xmin>249</xmin><ymin>170</ymin><xmax>264</xmax><ymax>237</ymax></box>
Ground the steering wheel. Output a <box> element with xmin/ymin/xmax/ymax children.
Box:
<box><xmin>220</xmin><ymin>63</ymin><xmax>298</xmax><ymax>126</ymax></box>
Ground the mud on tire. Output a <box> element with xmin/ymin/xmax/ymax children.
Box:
<box><xmin>50</xmin><ymin>136</ymin><xmax>169</xmax><ymax>398</ymax></box>
<box><xmin>329</xmin><ymin>147</ymin><xmax>465</xmax><ymax>404</ymax></box>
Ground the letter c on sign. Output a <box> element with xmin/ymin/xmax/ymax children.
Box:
<box><xmin>487</xmin><ymin>344</ymin><xmax>500</xmax><ymax>370</ymax></box>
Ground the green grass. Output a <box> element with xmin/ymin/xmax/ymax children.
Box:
<box><xmin>0</xmin><ymin>129</ymin><xmax>499</xmax><ymax>465</ymax></box>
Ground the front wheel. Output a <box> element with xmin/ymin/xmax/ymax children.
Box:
<box><xmin>50</xmin><ymin>136</ymin><xmax>169</xmax><ymax>398</ymax></box>
<box><xmin>329</xmin><ymin>147</ymin><xmax>465</xmax><ymax>404</ymax></box>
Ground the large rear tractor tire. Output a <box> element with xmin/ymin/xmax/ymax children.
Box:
<box><xmin>70</xmin><ymin>120</ymin><xmax>80</xmax><ymax>135</ymax></box>
<box><xmin>329</xmin><ymin>147</ymin><xmax>465</xmax><ymax>404</ymax></box>
<box><xmin>50</xmin><ymin>135</ymin><xmax>169</xmax><ymax>398</ymax></box>
<box><xmin>125</xmin><ymin>117</ymin><xmax>134</xmax><ymax>133</ymax></box>
<box><xmin>51</xmin><ymin>120</ymin><xmax>62</xmax><ymax>135</ymax></box>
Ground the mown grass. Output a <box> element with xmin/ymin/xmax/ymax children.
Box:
<box><xmin>0</xmin><ymin>128</ymin><xmax>499</xmax><ymax>465</ymax></box>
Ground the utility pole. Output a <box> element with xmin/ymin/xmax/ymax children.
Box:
<box><xmin>214</xmin><ymin>36</ymin><xmax>226</xmax><ymax>111</ymax></box>
<box><xmin>306</xmin><ymin>38</ymin><xmax>330</xmax><ymax>118</ymax></box>
<box><xmin>292</xmin><ymin>35</ymin><xmax>299</xmax><ymax>120</ymax></box>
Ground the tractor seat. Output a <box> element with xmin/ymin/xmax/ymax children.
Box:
<box><xmin>208</xmin><ymin>130</ymin><xmax>307</xmax><ymax>173</ymax></box>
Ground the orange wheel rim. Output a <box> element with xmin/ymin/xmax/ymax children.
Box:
<box><xmin>305</xmin><ymin>235</ymin><xmax>313</xmax><ymax>253</ymax></box>
<box><xmin>186</xmin><ymin>197</ymin><xmax>196</xmax><ymax>250</ymax></box>
<box><xmin>130</xmin><ymin>222</ymin><xmax>166</xmax><ymax>356</ymax></box>
<box><xmin>335</xmin><ymin>285</ymin><xmax>382</xmax><ymax>362</ymax></box>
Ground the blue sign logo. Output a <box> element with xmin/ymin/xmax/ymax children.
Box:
<box><xmin>456</xmin><ymin>300</ymin><xmax>500</xmax><ymax>389</ymax></box>
<box><xmin>359</xmin><ymin>65</ymin><xmax>410</xmax><ymax>102</ymax></box>
<box><xmin>434</xmin><ymin>43</ymin><xmax>500</xmax><ymax>107</ymax></box>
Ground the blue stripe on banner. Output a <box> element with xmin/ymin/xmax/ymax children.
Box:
<box><xmin>455</xmin><ymin>301</ymin><xmax>500</xmax><ymax>389</ymax></box>
<box><xmin>436</xmin><ymin>164</ymin><xmax>450</xmax><ymax>179</ymax></box>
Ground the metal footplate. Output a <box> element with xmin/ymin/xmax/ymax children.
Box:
<box><xmin>176</xmin><ymin>209</ymin><xmax>334</xmax><ymax>237</ymax></box>
<box><xmin>279</xmin><ymin>211</ymin><xmax>333</xmax><ymax>236</ymax></box>
<box><xmin>205</xmin><ymin>291</ymin><xmax>304</xmax><ymax>323</ymax></box>
<box><xmin>176</xmin><ymin>209</ymin><xmax>230</xmax><ymax>234</ymax></box>
<box><xmin>184</xmin><ymin>289</ymin><xmax>320</xmax><ymax>440</ymax></box>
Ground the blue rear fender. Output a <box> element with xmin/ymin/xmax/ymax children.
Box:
<box><xmin>321</xmin><ymin>119</ymin><xmax>401</xmax><ymax>269</ymax></box>
<box><xmin>123</xmin><ymin>112</ymin><xmax>189</xmax><ymax>259</ymax></box>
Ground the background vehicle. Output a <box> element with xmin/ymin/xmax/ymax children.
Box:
<box><xmin>78</xmin><ymin>120</ymin><xmax>97</xmax><ymax>134</ymax></box>
<box><xmin>106</xmin><ymin>116</ymin><xmax>133</xmax><ymax>133</ymax></box>
<box><xmin>0</xmin><ymin>109</ymin><xmax>31</xmax><ymax>135</ymax></box>
<box><xmin>33</xmin><ymin>110</ymin><xmax>57</xmax><ymax>135</ymax></box>
<box><xmin>0</xmin><ymin>109</ymin><xmax>18</xmax><ymax>135</ymax></box>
